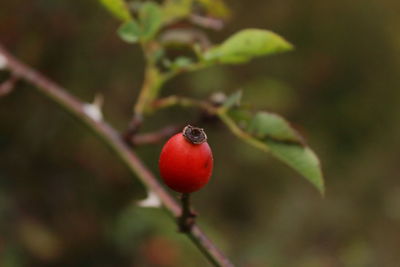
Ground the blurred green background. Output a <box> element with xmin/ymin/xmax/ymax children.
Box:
<box><xmin>1</xmin><ymin>0</ymin><xmax>400</xmax><ymax>266</ymax></box>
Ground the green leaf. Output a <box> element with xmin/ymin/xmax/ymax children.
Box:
<box><xmin>170</xmin><ymin>57</ymin><xmax>193</xmax><ymax>70</ymax></box>
<box><xmin>204</xmin><ymin>29</ymin><xmax>293</xmax><ymax>64</ymax></box>
<box><xmin>99</xmin><ymin>0</ymin><xmax>131</xmax><ymax>21</ymax></box>
<box><xmin>247</xmin><ymin>111</ymin><xmax>302</xmax><ymax>143</ymax></box>
<box><xmin>265</xmin><ymin>141</ymin><xmax>324</xmax><ymax>194</ymax></box>
<box><xmin>223</xmin><ymin>90</ymin><xmax>242</xmax><ymax>109</ymax></box>
<box><xmin>227</xmin><ymin>109</ymin><xmax>252</xmax><ymax>126</ymax></box>
<box><xmin>219</xmin><ymin>110</ymin><xmax>324</xmax><ymax>194</ymax></box>
<box><xmin>118</xmin><ymin>20</ymin><xmax>142</xmax><ymax>43</ymax></box>
<box><xmin>117</xmin><ymin>2</ymin><xmax>163</xmax><ymax>44</ymax></box>
<box><xmin>139</xmin><ymin>2</ymin><xmax>163</xmax><ymax>41</ymax></box>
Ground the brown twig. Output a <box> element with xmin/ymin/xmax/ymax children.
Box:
<box><xmin>159</xmin><ymin>28</ymin><xmax>212</xmax><ymax>50</ymax></box>
<box><xmin>152</xmin><ymin>95</ymin><xmax>217</xmax><ymax>114</ymax></box>
<box><xmin>123</xmin><ymin>113</ymin><xmax>144</xmax><ymax>146</ymax></box>
<box><xmin>189</xmin><ymin>15</ymin><xmax>225</xmax><ymax>30</ymax></box>
<box><xmin>0</xmin><ymin>43</ymin><xmax>234</xmax><ymax>267</ymax></box>
<box><xmin>130</xmin><ymin>125</ymin><xmax>181</xmax><ymax>146</ymax></box>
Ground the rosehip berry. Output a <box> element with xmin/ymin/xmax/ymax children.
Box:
<box><xmin>159</xmin><ymin>125</ymin><xmax>213</xmax><ymax>193</ymax></box>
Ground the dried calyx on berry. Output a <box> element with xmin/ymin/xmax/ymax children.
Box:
<box><xmin>182</xmin><ymin>125</ymin><xmax>207</xmax><ymax>144</ymax></box>
<box><xmin>159</xmin><ymin>124</ymin><xmax>213</xmax><ymax>193</ymax></box>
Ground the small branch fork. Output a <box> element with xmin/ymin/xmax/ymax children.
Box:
<box><xmin>0</xmin><ymin>44</ymin><xmax>234</xmax><ymax>267</ymax></box>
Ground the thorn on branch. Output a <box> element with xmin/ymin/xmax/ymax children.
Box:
<box><xmin>82</xmin><ymin>94</ymin><xmax>104</xmax><ymax>122</ymax></box>
<box><xmin>137</xmin><ymin>190</ymin><xmax>162</xmax><ymax>208</ymax></box>
<box><xmin>0</xmin><ymin>75</ymin><xmax>18</xmax><ymax>97</ymax></box>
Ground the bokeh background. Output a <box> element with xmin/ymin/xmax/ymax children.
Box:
<box><xmin>1</xmin><ymin>0</ymin><xmax>400</xmax><ymax>266</ymax></box>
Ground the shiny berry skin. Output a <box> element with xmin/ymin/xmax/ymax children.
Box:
<box><xmin>159</xmin><ymin>126</ymin><xmax>213</xmax><ymax>193</ymax></box>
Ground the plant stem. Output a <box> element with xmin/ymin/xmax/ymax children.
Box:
<box><xmin>126</xmin><ymin>65</ymin><xmax>163</xmax><ymax>141</ymax></box>
<box><xmin>0</xmin><ymin>43</ymin><xmax>234</xmax><ymax>267</ymax></box>
<box><xmin>178</xmin><ymin>193</ymin><xmax>197</xmax><ymax>232</ymax></box>
<box><xmin>130</xmin><ymin>125</ymin><xmax>181</xmax><ymax>145</ymax></box>
<box><xmin>152</xmin><ymin>95</ymin><xmax>217</xmax><ymax>114</ymax></box>
<box><xmin>134</xmin><ymin>64</ymin><xmax>163</xmax><ymax>116</ymax></box>
<box><xmin>217</xmin><ymin>111</ymin><xmax>270</xmax><ymax>153</ymax></box>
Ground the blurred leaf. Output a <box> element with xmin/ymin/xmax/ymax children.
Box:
<box><xmin>219</xmin><ymin>111</ymin><xmax>324</xmax><ymax>194</ymax></box>
<box><xmin>139</xmin><ymin>2</ymin><xmax>163</xmax><ymax>41</ymax></box>
<box><xmin>163</xmin><ymin>0</ymin><xmax>193</xmax><ymax>24</ymax></box>
<box><xmin>223</xmin><ymin>90</ymin><xmax>242</xmax><ymax>109</ymax></box>
<box><xmin>162</xmin><ymin>0</ymin><xmax>230</xmax><ymax>24</ymax></box>
<box><xmin>18</xmin><ymin>219</ymin><xmax>62</xmax><ymax>261</ymax></box>
<box><xmin>117</xmin><ymin>2</ymin><xmax>163</xmax><ymax>44</ymax></box>
<box><xmin>112</xmin><ymin>206</ymin><xmax>175</xmax><ymax>252</ymax></box>
<box><xmin>118</xmin><ymin>20</ymin><xmax>141</xmax><ymax>43</ymax></box>
<box><xmin>99</xmin><ymin>0</ymin><xmax>131</xmax><ymax>21</ymax></box>
<box><xmin>247</xmin><ymin>111</ymin><xmax>303</xmax><ymax>143</ymax></box>
<box><xmin>197</xmin><ymin>0</ymin><xmax>231</xmax><ymax>19</ymax></box>
<box><xmin>170</xmin><ymin>57</ymin><xmax>193</xmax><ymax>70</ymax></box>
<box><xmin>1</xmin><ymin>245</ymin><xmax>25</xmax><ymax>267</ymax></box>
<box><xmin>228</xmin><ymin>109</ymin><xmax>252</xmax><ymax>126</ymax></box>
<box><xmin>204</xmin><ymin>29</ymin><xmax>293</xmax><ymax>64</ymax></box>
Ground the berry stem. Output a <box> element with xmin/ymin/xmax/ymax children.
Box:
<box><xmin>179</xmin><ymin>193</ymin><xmax>197</xmax><ymax>232</ymax></box>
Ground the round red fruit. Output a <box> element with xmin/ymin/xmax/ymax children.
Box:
<box><xmin>159</xmin><ymin>125</ymin><xmax>213</xmax><ymax>193</ymax></box>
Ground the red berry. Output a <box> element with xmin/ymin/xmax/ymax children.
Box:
<box><xmin>159</xmin><ymin>125</ymin><xmax>213</xmax><ymax>193</ymax></box>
